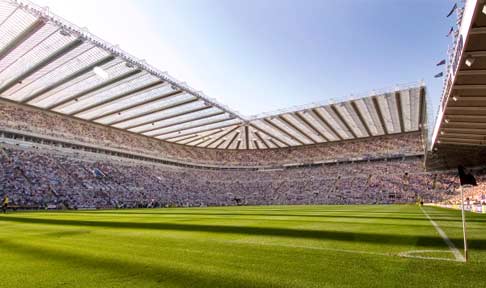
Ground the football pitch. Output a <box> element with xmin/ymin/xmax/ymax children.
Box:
<box><xmin>0</xmin><ymin>205</ymin><xmax>485</xmax><ymax>288</ymax></box>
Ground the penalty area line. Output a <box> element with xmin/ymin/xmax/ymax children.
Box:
<box><xmin>420</xmin><ymin>206</ymin><xmax>466</xmax><ymax>262</ymax></box>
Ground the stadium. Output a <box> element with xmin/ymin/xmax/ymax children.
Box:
<box><xmin>0</xmin><ymin>0</ymin><xmax>485</xmax><ymax>287</ymax></box>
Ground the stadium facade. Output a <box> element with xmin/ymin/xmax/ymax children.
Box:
<box><xmin>0</xmin><ymin>0</ymin><xmax>485</xmax><ymax>209</ymax></box>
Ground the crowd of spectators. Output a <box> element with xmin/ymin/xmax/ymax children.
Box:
<box><xmin>0</xmin><ymin>142</ymin><xmax>467</xmax><ymax>210</ymax></box>
<box><xmin>3</xmin><ymin>98</ymin><xmax>467</xmax><ymax>210</ymax></box>
<box><xmin>0</xmin><ymin>100</ymin><xmax>424</xmax><ymax>167</ymax></box>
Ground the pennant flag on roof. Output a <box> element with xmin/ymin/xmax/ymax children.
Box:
<box><xmin>434</xmin><ymin>72</ymin><xmax>444</xmax><ymax>78</ymax></box>
<box><xmin>436</xmin><ymin>59</ymin><xmax>446</xmax><ymax>66</ymax></box>
<box><xmin>446</xmin><ymin>27</ymin><xmax>454</xmax><ymax>37</ymax></box>
<box><xmin>447</xmin><ymin>3</ymin><xmax>458</xmax><ymax>17</ymax></box>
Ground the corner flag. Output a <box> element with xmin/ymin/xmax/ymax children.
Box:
<box><xmin>458</xmin><ymin>165</ymin><xmax>477</xmax><ymax>186</ymax></box>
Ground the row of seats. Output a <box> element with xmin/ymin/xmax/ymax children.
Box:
<box><xmin>0</xmin><ymin>142</ymin><xmax>470</xmax><ymax>209</ymax></box>
<box><xmin>0</xmin><ymin>100</ymin><xmax>424</xmax><ymax>166</ymax></box>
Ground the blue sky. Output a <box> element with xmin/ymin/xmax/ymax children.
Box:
<box><xmin>38</xmin><ymin>0</ymin><xmax>455</xmax><ymax>124</ymax></box>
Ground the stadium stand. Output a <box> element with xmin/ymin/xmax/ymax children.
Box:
<box><xmin>0</xmin><ymin>99</ymin><xmax>425</xmax><ymax>167</ymax></box>
<box><xmin>0</xmin><ymin>134</ymin><xmax>473</xmax><ymax>209</ymax></box>
<box><xmin>0</xmin><ymin>0</ymin><xmax>483</xmax><ymax>211</ymax></box>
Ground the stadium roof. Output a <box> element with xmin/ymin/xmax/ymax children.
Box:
<box><xmin>432</xmin><ymin>0</ymin><xmax>486</xmax><ymax>149</ymax></box>
<box><xmin>0</xmin><ymin>0</ymin><xmax>426</xmax><ymax>150</ymax></box>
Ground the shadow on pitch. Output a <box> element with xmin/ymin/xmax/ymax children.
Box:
<box><xmin>1</xmin><ymin>216</ymin><xmax>485</xmax><ymax>250</ymax></box>
<box><xmin>0</xmin><ymin>239</ymin><xmax>268</xmax><ymax>288</ymax></box>
<box><xmin>66</xmin><ymin>210</ymin><xmax>486</xmax><ymax>224</ymax></box>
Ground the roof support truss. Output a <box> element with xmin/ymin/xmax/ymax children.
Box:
<box><xmin>264</xmin><ymin>119</ymin><xmax>305</xmax><ymax>145</ymax></box>
<box><xmin>254</xmin><ymin>131</ymin><xmax>270</xmax><ymax>149</ymax></box>
<box><xmin>201</xmin><ymin>126</ymin><xmax>239</xmax><ymax>148</ymax></box>
<box><xmin>225</xmin><ymin>131</ymin><xmax>240</xmax><ymax>149</ymax></box>
<box><xmin>279</xmin><ymin>115</ymin><xmax>317</xmax><ymax>144</ymax></box>
<box><xmin>294</xmin><ymin>112</ymin><xmax>329</xmax><ymax>141</ymax></box>
<box><xmin>163</xmin><ymin>122</ymin><xmax>238</xmax><ymax>141</ymax></box>
<box><xmin>100</xmin><ymin>92</ymin><xmax>189</xmax><ymax>125</ymax></box>
<box><xmin>0</xmin><ymin>19</ymin><xmax>46</xmax><ymax>63</ymax></box>
<box><xmin>20</xmin><ymin>55</ymin><xmax>116</xmax><ymax>104</ymax></box>
<box><xmin>151</xmin><ymin>117</ymin><xmax>235</xmax><ymax>138</ymax></box>
<box><xmin>350</xmin><ymin>101</ymin><xmax>372</xmax><ymax>137</ymax></box>
<box><xmin>249</xmin><ymin>123</ymin><xmax>290</xmax><ymax>147</ymax></box>
<box><xmin>330</xmin><ymin>105</ymin><xmax>358</xmax><ymax>138</ymax></box>
<box><xmin>310</xmin><ymin>109</ymin><xmax>342</xmax><ymax>140</ymax></box>
<box><xmin>137</xmin><ymin>110</ymin><xmax>224</xmax><ymax>134</ymax></box>
<box><xmin>46</xmin><ymin>69</ymin><xmax>143</xmax><ymax>110</ymax></box>
<box><xmin>395</xmin><ymin>92</ymin><xmax>405</xmax><ymax>133</ymax></box>
<box><xmin>0</xmin><ymin>39</ymin><xmax>84</xmax><ymax>96</ymax></box>
<box><xmin>70</xmin><ymin>80</ymin><xmax>163</xmax><ymax>116</ymax></box>
<box><xmin>124</xmin><ymin>105</ymin><xmax>212</xmax><ymax>131</ymax></box>
<box><xmin>372</xmin><ymin>96</ymin><xmax>388</xmax><ymax>135</ymax></box>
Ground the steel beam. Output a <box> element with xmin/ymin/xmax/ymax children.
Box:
<box><xmin>150</xmin><ymin>117</ymin><xmax>235</xmax><ymax>138</ymax></box>
<box><xmin>350</xmin><ymin>101</ymin><xmax>372</xmax><ymax>137</ymax></box>
<box><xmin>418</xmin><ymin>86</ymin><xmax>426</xmax><ymax>128</ymax></box>
<box><xmin>264</xmin><ymin>119</ymin><xmax>305</xmax><ymax>145</ymax></box>
<box><xmin>70</xmin><ymin>81</ymin><xmax>163</xmax><ymax>116</ymax></box>
<box><xmin>372</xmin><ymin>96</ymin><xmax>388</xmax><ymax>135</ymax></box>
<box><xmin>90</xmin><ymin>89</ymin><xmax>183</xmax><ymax>122</ymax></box>
<box><xmin>254</xmin><ymin>131</ymin><xmax>270</xmax><ymax>149</ymax></box>
<box><xmin>225</xmin><ymin>131</ymin><xmax>240</xmax><ymax>149</ymax></box>
<box><xmin>0</xmin><ymin>39</ymin><xmax>84</xmax><ymax>96</ymax></box>
<box><xmin>162</xmin><ymin>122</ymin><xmax>238</xmax><ymax>141</ymax></box>
<box><xmin>215</xmin><ymin>139</ymin><xmax>226</xmax><ymax>149</ymax></box>
<box><xmin>249</xmin><ymin>123</ymin><xmax>291</xmax><ymax>147</ymax></box>
<box><xmin>294</xmin><ymin>112</ymin><xmax>329</xmax><ymax>141</ymax></box>
<box><xmin>104</xmin><ymin>95</ymin><xmax>193</xmax><ymax>126</ymax></box>
<box><xmin>310</xmin><ymin>109</ymin><xmax>343</xmax><ymax>140</ymax></box>
<box><xmin>179</xmin><ymin>129</ymin><xmax>226</xmax><ymax>145</ymax></box>
<box><xmin>124</xmin><ymin>105</ymin><xmax>212</xmax><ymax>131</ymax></box>
<box><xmin>244</xmin><ymin>125</ymin><xmax>250</xmax><ymax>149</ymax></box>
<box><xmin>21</xmin><ymin>55</ymin><xmax>116</xmax><ymax>104</ymax></box>
<box><xmin>0</xmin><ymin>19</ymin><xmax>46</xmax><ymax>63</ymax></box>
<box><xmin>253</xmin><ymin>140</ymin><xmax>260</xmax><ymax>149</ymax></box>
<box><xmin>279</xmin><ymin>115</ymin><xmax>317</xmax><ymax>144</ymax></box>
<box><xmin>330</xmin><ymin>105</ymin><xmax>358</xmax><ymax>138</ymax></box>
<box><xmin>394</xmin><ymin>92</ymin><xmax>405</xmax><ymax>133</ymax></box>
<box><xmin>200</xmin><ymin>126</ymin><xmax>239</xmax><ymax>148</ymax></box>
<box><xmin>137</xmin><ymin>110</ymin><xmax>224</xmax><ymax>134</ymax></box>
<box><xmin>46</xmin><ymin>69</ymin><xmax>142</xmax><ymax>110</ymax></box>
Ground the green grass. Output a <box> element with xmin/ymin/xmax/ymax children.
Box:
<box><xmin>0</xmin><ymin>205</ymin><xmax>485</xmax><ymax>287</ymax></box>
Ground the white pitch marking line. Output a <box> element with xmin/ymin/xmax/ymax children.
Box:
<box><xmin>227</xmin><ymin>240</ymin><xmax>458</xmax><ymax>262</ymax></box>
<box><xmin>229</xmin><ymin>240</ymin><xmax>393</xmax><ymax>257</ymax></box>
<box><xmin>420</xmin><ymin>206</ymin><xmax>466</xmax><ymax>262</ymax></box>
<box><xmin>398</xmin><ymin>250</ymin><xmax>460</xmax><ymax>262</ymax></box>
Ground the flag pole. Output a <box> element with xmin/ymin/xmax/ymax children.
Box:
<box><xmin>460</xmin><ymin>184</ymin><xmax>469</xmax><ymax>262</ymax></box>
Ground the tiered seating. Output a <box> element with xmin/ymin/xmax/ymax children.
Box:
<box><xmin>0</xmin><ymin>142</ymin><xmax>467</xmax><ymax>209</ymax></box>
<box><xmin>0</xmin><ymin>100</ymin><xmax>423</xmax><ymax>166</ymax></box>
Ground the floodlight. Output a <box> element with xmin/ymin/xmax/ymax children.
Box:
<box><xmin>93</xmin><ymin>66</ymin><xmax>109</xmax><ymax>79</ymax></box>
<box><xmin>465</xmin><ymin>56</ymin><xmax>475</xmax><ymax>67</ymax></box>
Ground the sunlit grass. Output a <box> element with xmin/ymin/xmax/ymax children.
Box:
<box><xmin>0</xmin><ymin>205</ymin><xmax>484</xmax><ymax>287</ymax></box>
